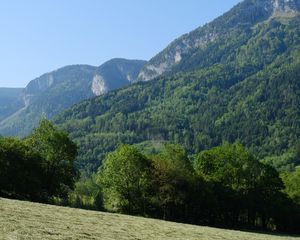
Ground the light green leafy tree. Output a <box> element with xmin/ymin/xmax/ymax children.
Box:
<box><xmin>98</xmin><ymin>145</ymin><xmax>152</xmax><ymax>215</ymax></box>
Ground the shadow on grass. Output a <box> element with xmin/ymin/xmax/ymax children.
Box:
<box><xmin>211</xmin><ymin>225</ymin><xmax>300</xmax><ymax>238</ymax></box>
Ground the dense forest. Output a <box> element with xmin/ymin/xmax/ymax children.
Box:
<box><xmin>1</xmin><ymin>125</ymin><xmax>299</xmax><ymax>232</ymax></box>
<box><xmin>1</xmin><ymin>0</ymin><xmax>300</xmax><ymax>235</ymax></box>
<box><xmin>56</xmin><ymin>15</ymin><xmax>300</xmax><ymax>174</ymax></box>
<box><xmin>94</xmin><ymin>143</ymin><xmax>300</xmax><ymax>232</ymax></box>
<box><xmin>0</xmin><ymin>59</ymin><xmax>146</xmax><ymax>137</ymax></box>
<box><xmin>0</xmin><ymin>120</ymin><xmax>78</xmax><ymax>202</ymax></box>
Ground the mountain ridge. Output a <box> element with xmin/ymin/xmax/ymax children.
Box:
<box><xmin>0</xmin><ymin>59</ymin><xmax>146</xmax><ymax>136</ymax></box>
<box><xmin>137</xmin><ymin>0</ymin><xmax>300</xmax><ymax>81</ymax></box>
<box><xmin>0</xmin><ymin>88</ymin><xmax>24</xmax><ymax>122</ymax></box>
<box><xmin>55</xmin><ymin>1</ymin><xmax>300</xmax><ymax>172</ymax></box>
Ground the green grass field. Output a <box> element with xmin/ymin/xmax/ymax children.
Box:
<box><xmin>0</xmin><ymin>198</ymin><xmax>298</xmax><ymax>240</ymax></box>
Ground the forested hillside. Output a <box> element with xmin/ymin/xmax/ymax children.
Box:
<box><xmin>1</xmin><ymin>0</ymin><xmax>300</xmax><ymax>234</ymax></box>
<box><xmin>0</xmin><ymin>88</ymin><xmax>24</xmax><ymax>121</ymax></box>
<box><xmin>0</xmin><ymin>59</ymin><xmax>146</xmax><ymax>136</ymax></box>
<box><xmin>2</xmin><ymin>125</ymin><xmax>300</xmax><ymax>232</ymax></box>
<box><xmin>56</xmin><ymin>11</ymin><xmax>300</xmax><ymax>172</ymax></box>
<box><xmin>137</xmin><ymin>0</ymin><xmax>300</xmax><ymax>81</ymax></box>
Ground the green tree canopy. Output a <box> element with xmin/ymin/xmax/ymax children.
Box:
<box><xmin>26</xmin><ymin>119</ymin><xmax>78</xmax><ymax>199</ymax></box>
<box><xmin>0</xmin><ymin>137</ymin><xmax>43</xmax><ymax>200</ymax></box>
<box><xmin>282</xmin><ymin>167</ymin><xmax>300</xmax><ymax>205</ymax></box>
<box><xmin>194</xmin><ymin>143</ymin><xmax>285</xmax><ymax>229</ymax></box>
<box><xmin>98</xmin><ymin>145</ymin><xmax>152</xmax><ymax>214</ymax></box>
<box><xmin>150</xmin><ymin>144</ymin><xmax>200</xmax><ymax>221</ymax></box>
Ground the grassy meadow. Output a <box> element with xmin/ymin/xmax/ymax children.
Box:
<box><xmin>0</xmin><ymin>198</ymin><xmax>299</xmax><ymax>240</ymax></box>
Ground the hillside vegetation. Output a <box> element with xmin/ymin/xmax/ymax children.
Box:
<box><xmin>56</xmin><ymin>14</ymin><xmax>300</xmax><ymax>173</ymax></box>
<box><xmin>2</xmin><ymin>122</ymin><xmax>299</xmax><ymax>232</ymax></box>
<box><xmin>0</xmin><ymin>198</ymin><xmax>298</xmax><ymax>240</ymax></box>
<box><xmin>1</xmin><ymin>0</ymin><xmax>300</xmax><ymax>238</ymax></box>
<box><xmin>0</xmin><ymin>120</ymin><xmax>78</xmax><ymax>202</ymax></box>
<box><xmin>0</xmin><ymin>88</ymin><xmax>24</xmax><ymax>121</ymax></box>
<box><xmin>0</xmin><ymin>59</ymin><xmax>146</xmax><ymax>136</ymax></box>
<box><xmin>137</xmin><ymin>0</ymin><xmax>300</xmax><ymax>80</ymax></box>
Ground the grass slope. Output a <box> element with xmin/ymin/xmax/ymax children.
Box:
<box><xmin>0</xmin><ymin>198</ymin><xmax>298</xmax><ymax>240</ymax></box>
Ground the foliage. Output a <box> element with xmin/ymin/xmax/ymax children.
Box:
<box><xmin>68</xmin><ymin>175</ymin><xmax>103</xmax><ymax>210</ymax></box>
<box><xmin>0</xmin><ymin>137</ymin><xmax>43</xmax><ymax>200</ymax></box>
<box><xmin>262</xmin><ymin>148</ymin><xmax>299</xmax><ymax>173</ymax></box>
<box><xmin>282</xmin><ymin>167</ymin><xmax>300</xmax><ymax>205</ymax></box>
<box><xmin>25</xmin><ymin>119</ymin><xmax>78</xmax><ymax>199</ymax></box>
<box><xmin>194</xmin><ymin>143</ymin><xmax>286</xmax><ymax>229</ymax></box>
<box><xmin>0</xmin><ymin>120</ymin><xmax>78</xmax><ymax>201</ymax></box>
<box><xmin>56</xmin><ymin>16</ymin><xmax>300</xmax><ymax>173</ymax></box>
<box><xmin>0</xmin><ymin>60</ymin><xmax>146</xmax><ymax>137</ymax></box>
<box><xmin>0</xmin><ymin>65</ymin><xmax>97</xmax><ymax>136</ymax></box>
<box><xmin>98</xmin><ymin>145</ymin><xmax>152</xmax><ymax>214</ymax></box>
<box><xmin>93</xmin><ymin>143</ymin><xmax>300</xmax><ymax>233</ymax></box>
<box><xmin>150</xmin><ymin>144</ymin><xmax>201</xmax><ymax>222</ymax></box>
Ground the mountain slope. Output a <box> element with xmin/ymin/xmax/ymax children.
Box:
<box><xmin>1</xmin><ymin>198</ymin><xmax>297</xmax><ymax>240</ymax></box>
<box><xmin>0</xmin><ymin>88</ymin><xmax>24</xmax><ymax>121</ymax></box>
<box><xmin>93</xmin><ymin>58</ymin><xmax>147</xmax><ymax>95</ymax></box>
<box><xmin>0</xmin><ymin>59</ymin><xmax>146</xmax><ymax>136</ymax></box>
<box><xmin>137</xmin><ymin>0</ymin><xmax>300</xmax><ymax>81</ymax></box>
<box><xmin>55</xmin><ymin>0</ymin><xmax>300</xmax><ymax>172</ymax></box>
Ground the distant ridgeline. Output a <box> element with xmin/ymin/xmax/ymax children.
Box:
<box><xmin>0</xmin><ymin>59</ymin><xmax>146</xmax><ymax>136</ymax></box>
<box><xmin>0</xmin><ymin>88</ymin><xmax>24</xmax><ymax>121</ymax></box>
<box><xmin>1</xmin><ymin>0</ymin><xmax>300</xmax><ymax>235</ymax></box>
<box><xmin>54</xmin><ymin>0</ymin><xmax>300</xmax><ymax>173</ymax></box>
<box><xmin>1</xmin><ymin>0</ymin><xmax>299</xmax><ymax>173</ymax></box>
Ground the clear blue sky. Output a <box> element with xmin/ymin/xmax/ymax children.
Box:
<box><xmin>0</xmin><ymin>0</ymin><xmax>241</xmax><ymax>88</ymax></box>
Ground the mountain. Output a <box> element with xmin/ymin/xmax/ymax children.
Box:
<box><xmin>137</xmin><ymin>0</ymin><xmax>300</xmax><ymax>81</ymax></box>
<box><xmin>0</xmin><ymin>59</ymin><xmax>146</xmax><ymax>136</ymax></box>
<box><xmin>0</xmin><ymin>88</ymin><xmax>24</xmax><ymax>121</ymax></box>
<box><xmin>55</xmin><ymin>0</ymin><xmax>300</xmax><ymax>173</ymax></box>
<box><xmin>92</xmin><ymin>59</ymin><xmax>146</xmax><ymax>95</ymax></box>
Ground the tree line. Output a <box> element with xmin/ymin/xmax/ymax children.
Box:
<box><xmin>0</xmin><ymin>119</ymin><xmax>78</xmax><ymax>202</ymax></box>
<box><xmin>71</xmin><ymin>143</ymin><xmax>300</xmax><ymax>233</ymax></box>
<box><xmin>1</xmin><ymin>121</ymin><xmax>299</xmax><ymax>233</ymax></box>
<box><xmin>55</xmin><ymin>17</ymin><xmax>300</xmax><ymax>175</ymax></box>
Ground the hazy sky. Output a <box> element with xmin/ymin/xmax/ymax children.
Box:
<box><xmin>0</xmin><ymin>0</ymin><xmax>241</xmax><ymax>88</ymax></box>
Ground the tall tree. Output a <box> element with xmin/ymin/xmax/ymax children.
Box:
<box><xmin>98</xmin><ymin>145</ymin><xmax>152</xmax><ymax>215</ymax></box>
<box><xmin>0</xmin><ymin>137</ymin><xmax>43</xmax><ymax>200</ymax></box>
<box><xmin>194</xmin><ymin>143</ymin><xmax>284</xmax><ymax>229</ymax></box>
<box><xmin>26</xmin><ymin>119</ymin><xmax>78</xmax><ymax>199</ymax></box>
<box><xmin>151</xmin><ymin>144</ymin><xmax>200</xmax><ymax>222</ymax></box>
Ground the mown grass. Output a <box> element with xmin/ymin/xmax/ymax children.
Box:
<box><xmin>0</xmin><ymin>198</ymin><xmax>298</xmax><ymax>240</ymax></box>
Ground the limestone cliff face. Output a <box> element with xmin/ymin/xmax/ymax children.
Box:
<box><xmin>137</xmin><ymin>0</ymin><xmax>300</xmax><ymax>82</ymax></box>
<box><xmin>91</xmin><ymin>58</ymin><xmax>147</xmax><ymax>95</ymax></box>
<box><xmin>23</xmin><ymin>74</ymin><xmax>55</xmax><ymax>106</ymax></box>
<box><xmin>0</xmin><ymin>60</ymin><xmax>146</xmax><ymax>136</ymax></box>
<box><xmin>92</xmin><ymin>74</ymin><xmax>108</xmax><ymax>96</ymax></box>
<box><xmin>137</xmin><ymin>30</ymin><xmax>219</xmax><ymax>81</ymax></box>
<box><xmin>272</xmin><ymin>0</ymin><xmax>300</xmax><ymax>13</ymax></box>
